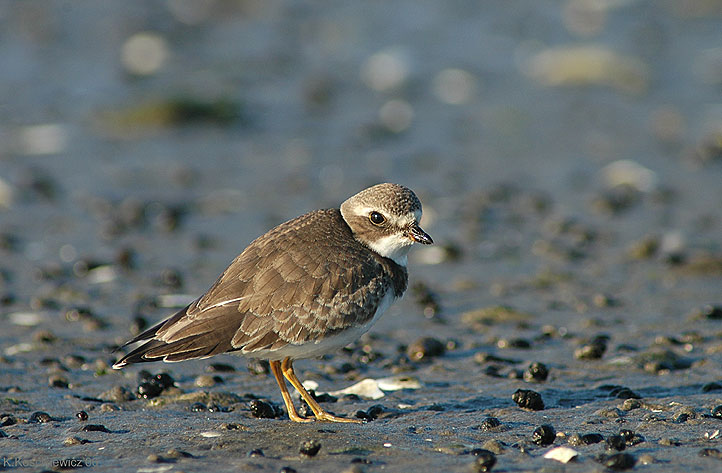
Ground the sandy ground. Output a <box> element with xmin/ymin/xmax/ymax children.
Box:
<box><xmin>2</xmin><ymin>1</ymin><xmax>722</xmax><ymax>472</ymax></box>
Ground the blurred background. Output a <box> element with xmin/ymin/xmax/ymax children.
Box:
<box><xmin>1</xmin><ymin>0</ymin><xmax>721</xmax><ymax>319</ymax></box>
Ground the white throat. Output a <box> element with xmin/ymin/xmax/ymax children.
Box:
<box><xmin>365</xmin><ymin>233</ymin><xmax>412</xmax><ymax>266</ymax></box>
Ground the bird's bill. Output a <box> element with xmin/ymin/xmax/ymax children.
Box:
<box><xmin>407</xmin><ymin>223</ymin><xmax>433</xmax><ymax>245</ymax></box>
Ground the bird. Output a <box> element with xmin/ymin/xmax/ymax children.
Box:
<box><xmin>113</xmin><ymin>183</ymin><xmax>432</xmax><ymax>423</ymax></box>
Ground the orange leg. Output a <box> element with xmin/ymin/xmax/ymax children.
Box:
<box><xmin>269</xmin><ymin>360</ymin><xmax>312</xmax><ymax>423</ymax></box>
<box><xmin>280</xmin><ymin>357</ymin><xmax>363</xmax><ymax>424</ymax></box>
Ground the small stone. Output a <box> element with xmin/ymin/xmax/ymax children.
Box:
<box><xmin>355</xmin><ymin>404</ymin><xmax>384</xmax><ymax>421</ymax></box>
<box><xmin>574</xmin><ymin>335</ymin><xmax>608</xmax><ymax>360</ymax></box>
<box><xmin>620</xmin><ymin>399</ymin><xmax>642</xmax><ymax>410</ymax></box>
<box><xmin>64</xmin><ymin>436</ymin><xmax>90</xmax><ymax>446</ymax></box>
<box><xmin>512</xmin><ymin>389</ymin><xmax>544</xmax><ymax>410</ymax></box>
<box><xmin>637</xmin><ymin>454</ymin><xmax>655</xmax><ymax>465</ymax></box>
<box><xmin>600</xmin><ymin>453</ymin><xmax>636</xmax><ymax>470</ymax></box>
<box><xmin>475</xmin><ymin>417</ymin><xmax>502</xmax><ymax>431</ymax></box>
<box><xmin>619</xmin><ymin>429</ymin><xmax>644</xmax><ymax>446</ymax></box>
<box><xmin>190</xmin><ymin>402</ymin><xmax>207</xmax><ymax>412</ymax></box>
<box><xmin>247</xmin><ymin>449</ymin><xmax>264</xmax><ymax>457</ymax></box>
<box><xmin>702</xmin><ymin>382</ymin><xmax>722</xmax><ymax>392</ymax></box>
<box><xmin>606</xmin><ymin>435</ymin><xmax>626</xmax><ymax>451</ymax></box>
<box><xmin>207</xmin><ymin>362</ymin><xmax>236</xmax><ymax>373</ymax></box>
<box><xmin>713</xmin><ymin>405</ymin><xmax>722</xmax><ymax>418</ymax></box>
<box><xmin>195</xmin><ymin>375</ymin><xmax>217</xmax><ymax>387</ymax></box>
<box><xmin>497</xmin><ymin>338</ymin><xmax>531</xmax><ymax>349</ymax></box>
<box><xmin>1</xmin><ymin>414</ymin><xmax>17</xmax><ymax>426</ymax></box>
<box><xmin>76</xmin><ymin>411</ymin><xmax>88</xmax><ymax>421</ymax></box>
<box><xmin>82</xmin><ymin>424</ymin><xmax>111</xmax><ymax>433</ymax></box>
<box><xmin>279</xmin><ymin>468</ymin><xmax>298</xmax><ymax>473</ymax></box>
<box><xmin>100</xmin><ymin>385</ymin><xmax>136</xmax><ymax>402</ymax></box>
<box><xmin>33</xmin><ymin>330</ymin><xmax>58</xmax><ymax>343</ymax></box>
<box><xmin>247</xmin><ymin>359</ymin><xmax>270</xmax><ymax>375</ymax></box>
<box><xmin>300</xmin><ymin>440</ymin><xmax>321</xmax><ymax>457</ymax></box>
<box><xmin>699</xmin><ymin>448</ymin><xmax>722</xmax><ymax>459</ymax></box>
<box><xmin>481</xmin><ymin>439</ymin><xmax>504</xmax><ymax>454</ymax></box>
<box><xmin>693</xmin><ymin>304</ymin><xmax>722</xmax><ymax>320</ymax></box>
<box><xmin>609</xmin><ymin>386</ymin><xmax>641</xmax><ymax>399</ymax></box>
<box><xmin>29</xmin><ymin>411</ymin><xmax>53</xmax><ymax>423</ymax></box>
<box><xmin>531</xmin><ymin>424</ymin><xmax>556</xmax><ymax>446</ymax></box>
<box><xmin>658</xmin><ymin>437</ymin><xmax>681</xmax><ymax>446</ymax></box>
<box><xmin>100</xmin><ymin>404</ymin><xmax>119</xmax><ymax>413</ymax></box>
<box><xmin>137</xmin><ymin>381</ymin><xmax>163</xmax><ymax>399</ymax></box>
<box><xmin>166</xmin><ymin>449</ymin><xmax>194</xmax><ymax>459</ymax></box>
<box><xmin>523</xmin><ymin>362</ymin><xmax>549</xmax><ymax>382</ymax></box>
<box><xmin>407</xmin><ymin>337</ymin><xmax>446</xmax><ymax>362</ymax></box>
<box><xmin>152</xmin><ymin>373</ymin><xmax>175</xmax><ymax>390</ymax></box>
<box><xmin>471</xmin><ymin>449</ymin><xmax>496</xmax><ymax>472</ymax></box>
<box><xmin>48</xmin><ymin>375</ymin><xmax>69</xmax><ymax>388</ymax></box>
<box><xmin>249</xmin><ymin>399</ymin><xmax>280</xmax><ymax>419</ymax></box>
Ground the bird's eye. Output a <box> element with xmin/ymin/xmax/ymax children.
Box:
<box><xmin>369</xmin><ymin>211</ymin><xmax>386</xmax><ymax>225</ymax></box>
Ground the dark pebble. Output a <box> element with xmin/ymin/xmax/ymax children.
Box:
<box><xmin>476</xmin><ymin>417</ymin><xmax>502</xmax><ymax>431</ymax></box>
<box><xmin>351</xmin><ymin>457</ymin><xmax>372</xmax><ymax>464</ymax></box>
<box><xmin>619</xmin><ymin>429</ymin><xmax>645</xmax><ymax>446</ymax></box>
<box><xmin>575</xmin><ymin>335</ymin><xmax>608</xmax><ymax>360</ymax></box>
<box><xmin>165</xmin><ymin>449</ymin><xmax>194</xmax><ymax>459</ymax></box>
<box><xmin>29</xmin><ymin>411</ymin><xmax>53</xmax><ymax>423</ymax></box>
<box><xmin>158</xmin><ymin>268</ymin><xmax>183</xmax><ymax>289</ymax></box>
<box><xmin>699</xmin><ymin>448</ymin><xmax>722</xmax><ymax>459</ymax></box>
<box><xmin>712</xmin><ymin>405</ymin><xmax>722</xmax><ymax>418</ymax></box>
<box><xmin>300</xmin><ymin>440</ymin><xmax>321</xmax><ymax>457</ymax></box>
<box><xmin>82</xmin><ymin>424</ymin><xmax>111</xmax><ymax>433</ymax></box>
<box><xmin>247</xmin><ymin>449</ymin><xmax>264</xmax><ymax>457</ymax></box>
<box><xmin>130</xmin><ymin>316</ymin><xmax>148</xmax><ymax>336</ymax></box>
<box><xmin>609</xmin><ymin>386</ymin><xmax>641</xmax><ymax>399</ymax></box>
<box><xmin>695</xmin><ymin>304</ymin><xmax>722</xmax><ymax>320</ymax></box>
<box><xmin>190</xmin><ymin>402</ymin><xmax>207</xmax><ymax>412</ymax></box>
<box><xmin>531</xmin><ymin>424</ymin><xmax>555</xmax><ymax>446</ymax></box>
<box><xmin>497</xmin><ymin>338</ymin><xmax>531</xmax><ymax>349</ymax></box>
<box><xmin>600</xmin><ymin>453</ymin><xmax>636</xmax><ymax>470</ymax></box>
<box><xmin>569</xmin><ymin>433</ymin><xmax>604</xmax><ymax>445</ymax></box>
<box><xmin>249</xmin><ymin>399</ymin><xmax>281</xmax><ymax>419</ymax></box>
<box><xmin>0</xmin><ymin>430</ymin><xmax>7</xmax><ymax>438</ymax></box>
<box><xmin>247</xmin><ymin>359</ymin><xmax>271</xmax><ymax>375</ymax></box>
<box><xmin>48</xmin><ymin>375</ymin><xmax>69</xmax><ymax>388</ymax></box>
<box><xmin>407</xmin><ymin>337</ymin><xmax>446</xmax><ymax>362</ymax></box>
<box><xmin>702</xmin><ymin>382</ymin><xmax>722</xmax><ymax>392</ymax></box>
<box><xmin>76</xmin><ymin>411</ymin><xmax>88</xmax><ymax>421</ymax></box>
<box><xmin>153</xmin><ymin>373</ymin><xmax>175</xmax><ymax>389</ymax></box>
<box><xmin>137</xmin><ymin>381</ymin><xmax>163</xmax><ymax>399</ymax></box>
<box><xmin>512</xmin><ymin>389</ymin><xmax>544</xmax><ymax>410</ymax></box>
<box><xmin>606</xmin><ymin>435</ymin><xmax>626</xmax><ymax>451</ymax></box>
<box><xmin>1</xmin><ymin>414</ymin><xmax>17</xmax><ymax>427</ymax></box>
<box><xmin>355</xmin><ymin>404</ymin><xmax>384</xmax><ymax>421</ymax></box>
<box><xmin>308</xmin><ymin>390</ymin><xmax>338</xmax><ymax>404</ymax></box>
<box><xmin>472</xmin><ymin>449</ymin><xmax>497</xmax><ymax>472</ymax></box>
<box><xmin>523</xmin><ymin>362</ymin><xmax>549</xmax><ymax>382</ymax></box>
<box><xmin>279</xmin><ymin>468</ymin><xmax>298</xmax><ymax>473</ymax></box>
<box><xmin>208</xmin><ymin>362</ymin><xmax>236</xmax><ymax>373</ymax></box>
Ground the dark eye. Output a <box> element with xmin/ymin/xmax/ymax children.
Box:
<box><xmin>369</xmin><ymin>211</ymin><xmax>386</xmax><ymax>225</ymax></box>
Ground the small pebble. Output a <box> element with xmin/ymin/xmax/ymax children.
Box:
<box><xmin>572</xmin><ymin>433</ymin><xmax>603</xmax><ymax>445</ymax></box>
<box><xmin>475</xmin><ymin>417</ymin><xmax>502</xmax><ymax>431</ymax></box>
<box><xmin>208</xmin><ymin>362</ymin><xmax>236</xmax><ymax>373</ymax></box>
<box><xmin>247</xmin><ymin>359</ymin><xmax>271</xmax><ymax>375</ymax></box>
<box><xmin>190</xmin><ymin>402</ymin><xmax>207</xmax><ymax>412</ymax></box>
<box><xmin>699</xmin><ymin>448</ymin><xmax>722</xmax><ymax>459</ymax></box>
<box><xmin>600</xmin><ymin>453</ymin><xmax>636</xmax><ymax>470</ymax></box>
<box><xmin>523</xmin><ymin>362</ymin><xmax>548</xmax><ymax>382</ymax></box>
<box><xmin>300</xmin><ymin>440</ymin><xmax>322</xmax><ymax>457</ymax></box>
<box><xmin>29</xmin><ymin>411</ymin><xmax>53</xmax><ymax>423</ymax></box>
<box><xmin>355</xmin><ymin>404</ymin><xmax>384</xmax><ymax>421</ymax></box>
<box><xmin>195</xmin><ymin>374</ymin><xmax>217</xmax><ymax>387</ymax></box>
<box><xmin>64</xmin><ymin>436</ymin><xmax>90</xmax><ymax>446</ymax></box>
<box><xmin>1</xmin><ymin>414</ymin><xmax>17</xmax><ymax>426</ymax></box>
<box><xmin>100</xmin><ymin>385</ymin><xmax>136</xmax><ymax>402</ymax></box>
<box><xmin>531</xmin><ymin>424</ymin><xmax>556</xmax><ymax>446</ymax></box>
<box><xmin>249</xmin><ymin>399</ymin><xmax>280</xmax><ymax>419</ymax></box>
<box><xmin>711</xmin><ymin>405</ymin><xmax>722</xmax><ymax>418</ymax></box>
<box><xmin>574</xmin><ymin>335</ymin><xmax>608</xmax><ymax>360</ymax></box>
<box><xmin>619</xmin><ymin>429</ymin><xmax>644</xmax><ymax>446</ymax></box>
<box><xmin>137</xmin><ymin>381</ymin><xmax>163</xmax><ymax>399</ymax></box>
<box><xmin>471</xmin><ymin>449</ymin><xmax>496</xmax><ymax>472</ymax></box>
<box><xmin>702</xmin><ymin>382</ymin><xmax>722</xmax><ymax>392</ymax></box>
<box><xmin>279</xmin><ymin>468</ymin><xmax>298</xmax><ymax>473</ymax></box>
<box><xmin>606</xmin><ymin>434</ymin><xmax>626</xmax><ymax>451</ymax></box>
<box><xmin>407</xmin><ymin>337</ymin><xmax>446</xmax><ymax>361</ymax></box>
<box><xmin>75</xmin><ymin>411</ymin><xmax>88</xmax><ymax>421</ymax></box>
<box><xmin>481</xmin><ymin>439</ymin><xmax>504</xmax><ymax>454</ymax></box>
<box><xmin>609</xmin><ymin>386</ymin><xmax>641</xmax><ymax>399</ymax></box>
<box><xmin>247</xmin><ymin>449</ymin><xmax>264</xmax><ymax>457</ymax></box>
<box><xmin>512</xmin><ymin>389</ymin><xmax>544</xmax><ymax>410</ymax></box>
<box><xmin>165</xmin><ymin>448</ymin><xmax>194</xmax><ymax>459</ymax></box>
<box><xmin>82</xmin><ymin>424</ymin><xmax>111</xmax><ymax>433</ymax></box>
<box><xmin>620</xmin><ymin>399</ymin><xmax>642</xmax><ymax>410</ymax></box>
<box><xmin>48</xmin><ymin>374</ymin><xmax>69</xmax><ymax>388</ymax></box>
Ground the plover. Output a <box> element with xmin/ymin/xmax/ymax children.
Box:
<box><xmin>113</xmin><ymin>183</ymin><xmax>432</xmax><ymax>423</ymax></box>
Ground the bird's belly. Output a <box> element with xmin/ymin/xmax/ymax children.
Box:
<box><xmin>240</xmin><ymin>291</ymin><xmax>398</xmax><ymax>361</ymax></box>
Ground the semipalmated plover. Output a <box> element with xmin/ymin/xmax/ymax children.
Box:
<box><xmin>113</xmin><ymin>183</ymin><xmax>432</xmax><ymax>423</ymax></box>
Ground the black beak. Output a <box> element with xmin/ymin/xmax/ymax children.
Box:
<box><xmin>407</xmin><ymin>223</ymin><xmax>433</xmax><ymax>245</ymax></box>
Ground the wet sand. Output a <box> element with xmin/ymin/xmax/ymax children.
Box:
<box><xmin>2</xmin><ymin>1</ymin><xmax>722</xmax><ymax>472</ymax></box>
